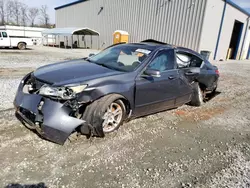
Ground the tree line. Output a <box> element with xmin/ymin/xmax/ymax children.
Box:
<box><xmin>0</xmin><ymin>0</ymin><xmax>52</xmax><ymax>28</ymax></box>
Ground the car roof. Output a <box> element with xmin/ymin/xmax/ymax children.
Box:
<box><xmin>115</xmin><ymin>39</ymin><xmax>201</xmax><ymax>56</ymax></box>
<box><xmin>128</xmin><ymin>39</ymin><xmax>173</xmax><ymax>51</ymax></box>
<box><xmin>138</xmin><ymin>40</ymin><xmax>201</xmax><ymax>55</ymax></box>
<box><xmin>140</xmin><ymin>39</ymin><xmax>168</xmax><ymax>45</ymax></box>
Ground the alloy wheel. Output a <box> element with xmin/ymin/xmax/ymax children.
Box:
<box><xmin>102</xmin><ymin>102</ymin><xmax>123</xmax><ymax>133</ymax></box>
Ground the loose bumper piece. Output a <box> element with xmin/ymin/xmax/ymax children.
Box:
<box><xmin>14</xmin><ymin>77</ymin><xmax>85</xmax><ymax>145</ymax></box>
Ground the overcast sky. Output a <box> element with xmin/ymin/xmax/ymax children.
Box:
<box><xmin>21</xmin><ymin>0</ymin><xmax>70</xmax><ymax>23</ymax></box>
<box><xmin>21</xmin><ymin>0</ymin><xmax>250</xmax><ymax>24</ymax></box>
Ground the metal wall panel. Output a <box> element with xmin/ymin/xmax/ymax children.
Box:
<box><xmin>56</xmin><ymin>0</ymin><xmax>207</xmax><ymax>50</ymax></box>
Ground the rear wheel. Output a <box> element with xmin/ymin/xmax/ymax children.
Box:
<box><xmin>18</xmin><ymin>42</ymin><xmax>26</xmax><ymax>50</ymax></box>
<box><xmin>189</xmin><ymin>82</ymin><xmax>204</xmax><ymax>106</ymax></box>
<box><xmin>212</xmin><ymin>84</ymin><xmax>217</xmax><ymax>94</ymax></box>
<box><xmin>81</xmin><ymin>94</ymin><xmax>126</xmax><ymax>135</ymax></box>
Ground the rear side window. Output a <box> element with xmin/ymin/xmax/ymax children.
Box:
<box><xmin>176</xmin><ymin>52</ymin><xmax>203</xmax><ymax>68</ymax></box>
<box><xmin>2</xmin><ymin>32</ymin><xmax>7</xmax><ymax>38</ymax></box>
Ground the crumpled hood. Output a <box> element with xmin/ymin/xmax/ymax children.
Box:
<box><xmin>33</xmin><ymin>59</ymin><xmax>122</xmax><ymax>86</ymax></box>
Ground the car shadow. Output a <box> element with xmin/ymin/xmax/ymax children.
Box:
<box><xmin>5</xmin><ymin>182</ymin><xmax>47</xmax><ymax>188</ymax></box>
<box><xmin>25</xmin><ymin>48</ymin><xmax>33</xmax><ymax>50</ymax></box>
<box><xmin>0</xmin><ymin>47</ymin><xmax>33</xmax><ymax>51</ymax></box>
<box><xmin>204</xmin><ymin>91</ymin><xmax>221</xmax><ymax>102</ymax></box>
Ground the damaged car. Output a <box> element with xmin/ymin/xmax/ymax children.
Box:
<box><xmin>14</xmin><ymin>40</ymin><xmax>219</xmax><ymax>145</ymax></box>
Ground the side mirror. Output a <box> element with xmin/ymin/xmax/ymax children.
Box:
<box><xmin>89</xmin><ymin>53</ymin><xmax>95</xmax><ymax>57</ymax></box>
<box><xmin>144</xmin><ymin>68</ymin><xmax>161</xmax><ymax>78</ymax></box>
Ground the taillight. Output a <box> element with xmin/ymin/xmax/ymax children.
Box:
<box><xmin>215</xmin><ymin>70</ymin><xmax>220</xmax><ymax>75</ymax></box>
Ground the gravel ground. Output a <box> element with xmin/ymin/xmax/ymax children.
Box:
<box><xmin>0</xmin><ymin>47</ymin><xmax>250</xmax><ymax>188</ymax></box>
<box><xmin>0</xmin><ymin>46</ymin><xmax>99</xmax><ymax>68</ymax></box>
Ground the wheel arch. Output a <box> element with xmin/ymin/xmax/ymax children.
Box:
<box><xmin>193</xmin><ymin>79</ymin><xmax>207</xmax><ymax>92</ymax></box>
<box><xmin>198</xmin><ymin>82</ymin><xmax>207</xmax><ymax>91</ymax></box>
<box><xmin>18</xmin><ymin>41</ymin><xmax>27</xmax><ymax>45</ymax></box>
<box><xmin>114</xmin><ymin>94</ymin><xmax>131</xmax><ymax>117</ymax></box>
<box><xmin>78</xmin><ymin>93</ymin><xmax>132</xmax><ymax>137</ymax></box>
<box><xmin>95</xmin><ymin>93</ymin><xmax>132</xmax><ymax>117</ymax></box>
<box><xmin>78</xmin><ymin>92</ymin><xmax>132</xmax><ymax>120</ymax></box>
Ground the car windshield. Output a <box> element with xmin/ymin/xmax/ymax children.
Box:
<box><xmin>88</xmin><ymin>44</ymin><xmax>152</xmax><ymax>72</ymax></box>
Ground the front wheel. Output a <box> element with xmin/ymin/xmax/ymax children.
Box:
<box><xmin>81</xmin><ymin>94</ymin><xmax>126</xmax><ymax>135</ymax></box>
<box><xmin>102</xmin><ymin>100</ymin><xmax>125</xmax><ymax>133</ymax></box>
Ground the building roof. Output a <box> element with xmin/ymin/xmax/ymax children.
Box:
<box><xmin>226</xmin><ymin>0</ymin><xmax>250</xmax><ymax>16</ymax></box>
<box><xmin>42</xmin><ymin>27</ymin><xmax>100</xmax><ymax>36</ymax></box>
<box><xmin>55</xmin><ymin>0</ymin><xmax>86</xmax><ymax>10</ymax></box>
<box><xmin>55</xmin><ymin>0</ymin><xmax>250</xmax><ymax>17</ymax></box>
<box><xmin>0</xmin><ymin>25</ymin><xmax>47</xmax><ymax>31</ymax></box>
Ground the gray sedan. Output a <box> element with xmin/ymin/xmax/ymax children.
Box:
<box><xmin>14</xmin><ymin>40</ymin><xmax>219</xmax><ymax>144</ymax></box>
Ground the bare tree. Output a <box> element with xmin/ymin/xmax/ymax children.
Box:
<box><xmin>20</xmin><ymin>3</ymin><xmax>28</xmax><ymax>26</ymax></box>
<box><xmin>28</xmin><ymin>7</ymin><xmax>39</xmax><ymax>27</ymax></box>
<box><xmin>0</xmin><ymin>0</ymin><xmax>48</xmax><ymax>27</ymax></box>
<box><xmin>0</xmin><ymin>0</ymin><xmax>5</xmax><ymax>25</ymax></box>
<box><xmin>40</xmin><ymin>5</ymin><xmax>49</xmax><ymax>27</ymax></box>
<box><xmin>6</xmin><ymin>0</ymin><xmax>14</xmax><ymax>24</ymax></box>
<box><xmin>12</xmin><ymin>0</ymin><xmax>21</xmax><ymax>25</ymax></box>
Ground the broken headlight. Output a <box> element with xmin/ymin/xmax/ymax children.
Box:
<box><xmin>39</xmin><ymin>84</ymin><xmax>88</xmax><ymax>99</ymax></box>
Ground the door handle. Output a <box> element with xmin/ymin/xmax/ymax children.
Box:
<box><xmin>168</xmin><ymin>76</ymin><xmax>175</xmax><ymax>80</ymax></box>
<box><xmin>185</xmin><ymin>71</ymin><xmax>198</xmax><ymax>76</ymax></box>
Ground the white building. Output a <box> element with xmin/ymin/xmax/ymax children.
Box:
<box><xmin>55</xmin><ymin>0</ymin><xmax>250</xmax><ymax>60</ymax></box>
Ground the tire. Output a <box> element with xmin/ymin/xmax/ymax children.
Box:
<box><xmin>81</xmin><ymin>94</ymin><xmax>126</xmax><ymax>136</ymax></box>
<box><xmin>18</xmin><ymin>42</ymin><xmax>26</xmax><ymax>50</ymax></box>
<box><xmin>212</xmin><ymin>84</ymin><xmax>217</xmax><ymax>94</ymax></box>
<box><xmin>189</xmin><ymin>82</ymin><xmax>204</xmax><ymax>107</ymax></box>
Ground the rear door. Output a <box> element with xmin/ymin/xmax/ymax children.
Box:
<box><xmin>176</xmin><ymin>49</ymin><xmax>216</xmax><ymax>89</ymax></box>
<box><xmin>134</xmin><ymin>49</ymin><xmax>181</xmax><ymax>116</ymax></box>
<box><xmin>0</xmin><ymin>31</ymin><xmax>10</xmax><ymax>47</ymax></box>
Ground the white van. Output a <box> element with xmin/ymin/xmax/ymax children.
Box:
<box><xmin>0</xmin><ymin>30</ymin><xmax>33</xmax><ymax>50</ymax></box>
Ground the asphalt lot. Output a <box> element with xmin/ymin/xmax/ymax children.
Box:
<box><xmin>0</xmin><ymin>47</ymin><xmax>250</xmax><ymax>188</ymax></box>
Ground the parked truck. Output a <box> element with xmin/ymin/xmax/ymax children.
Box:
<box><xmin>0</xmin><ymin>30</ymin><xmax>33</xmax><ymax>50</ymax></box>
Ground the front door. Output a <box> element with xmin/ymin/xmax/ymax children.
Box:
<box><xmin>0</xmin><ymin>32</ymin><xmax>10</xmax><ymax>47</ymax></box>
<box><xmin>134</xmin><ymin>49</ymin><xmax>180</xmax><ymax>116</ymax></box>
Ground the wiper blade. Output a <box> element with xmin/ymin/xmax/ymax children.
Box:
<box><xmin>97</xmin><ymin>63</ymin><xmax>113</xmax><ymax>69</ymax></box>
<box><xmin>98</xmin><ymin>63</ymin><xmax>128</xmax><ymax>72</ymax></box>
<box><xmin>85</xmin><ymin>58</ymin><xmax>93</xmax><ymax>63</ymax></box>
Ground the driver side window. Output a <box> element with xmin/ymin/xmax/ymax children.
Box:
<box><xmin>148</xmin><ymin>49</ymin><xmax>175</xmax><ymax>72</ymax></box>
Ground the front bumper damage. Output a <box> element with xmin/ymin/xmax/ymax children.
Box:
<box><xmin>14</xmin><ymin>75</ymin><xmax>86</xmax><ymax>145</ymax></box>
